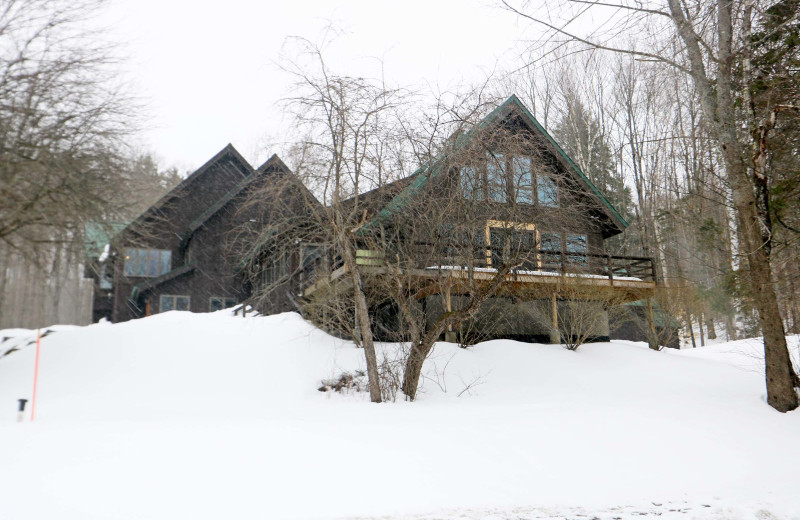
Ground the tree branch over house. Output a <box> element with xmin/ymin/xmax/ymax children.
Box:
<box><xmin>500</xmin><ymin>0</ymin><xmax>800</xmax><ymax>411</ymax></box>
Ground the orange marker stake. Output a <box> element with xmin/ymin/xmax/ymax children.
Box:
<box><xmin>30</xmin><ymin>329</ymin><xmax>41</xmax><ymax>422</ymax></box>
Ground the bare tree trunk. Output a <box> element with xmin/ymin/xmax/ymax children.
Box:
<box><xmin>666</xmin><ymin>0</ymin><xmax>799</xmax><ymax>411</ymax></box>
<box><xmin>686</xmin><ymin>312</ymin><xmax>697</xmax><ymax>348</ymax></box>
<box><xmin>340</xmin><ymin>238</ymin><xmax>381</xmax><ymax>403</ymax></box>
<box><xmin>706</xmin><ymin>315</ymin><xmax>717</xmax><ymax>340</ymax></box>
<box><xmin>698</xmin><ymin>313</ymin><xmax>706</xmax><ymax>347</ymax></box>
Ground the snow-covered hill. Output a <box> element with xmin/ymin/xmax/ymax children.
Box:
<box><xmin>1</xmin><ymin>311</ymin><xmax>798</xmax><ymax>520</ymax></box>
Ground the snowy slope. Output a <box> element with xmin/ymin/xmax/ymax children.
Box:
<box><xmin>0</xmin><ymin>311</ymin><xmax>798</xmax><ymax>520</ymax></box>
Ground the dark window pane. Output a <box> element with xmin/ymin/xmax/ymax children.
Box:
<box><xmin>487</xmin><ymin>152</ymin><xmax>506</xmax><ymax>203</ymax></box>
<box><xmin>124</xmin><ymin>249</ymin><xmax>136</xmax><ymax>276</ymax></box>
<box><xmin>147</xmin><ymin>250</ymin><xmax>159</xmax><ymax>277</ymax></box>
<box><xmin>512</xmin><ymin>156</ymin><xmax>533</xmax><ymax>204</ymax></box>
<box><xmin>210</xmin><ymin>298</ymin><xmax>223</xmax><ymax>312</ymax></box>
<box><xmin>160</xmin><ymin>251</ymin><xmax>171</xmax><ymax>275</ymax></box>
<box><xmin>460</xmin><ymin>166</ymin><xmax>480</xmax><ymax>200</ymax></box>
<box><xmin>540</xmin><ymin>232</ymin><xmax>562</xmax><ymax>269</ymax></box>
<box><xmin>511</xmin><ymin>230</ymin><xmax>537</xmax><ymax>270</ymax></box>
<box><xmin>489</xmin><ymin>228</ymin><xmax>505</xmax><ymax>267</ymax></box>
<box><xmin>537</xmin><ymin>175</ymin><xmax>558</xmax><ymax>207</ymax></box>
<box><xmin>160</xmin><ymin>295</ymin><xmax>174</xmax><ymax>312</ymax></box>
<box><xmin>124</xmin><ymin>249</ymin><xmax>171</xmax><ymax>278</ymax></box>
<box><xmin>566</xmin><ymin>234</ymin><xmax>587</xmax><ymax>264</ymax></box>
<box><xmin>540</xmin><ymin>233</ymin><xmax>561</xmax><ymax>251</ymax></box>
<box><xmin>175</xmin><ymin>296</ymin><xmax>190</xmax><ymax>311</ymax></box>
<box><xmin>224</xmin><ymin>298</ymin><xmax>237</xmax><ymax>309</ymax></box>
<box><xmin>135</xmin><ymin>249</ymin><xmax>147</xmax><ymax>276</ymax></box>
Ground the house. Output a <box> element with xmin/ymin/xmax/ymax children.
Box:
<box><xmin>287</xmin><ymin>95</ymin><xmax>659</xmax><ymax>344</ymax></box>
<box><xmin>94</xmin><ymin>145</ymin><xmax>299</xmax><ymax>322</ymax></box>
<box><xmin>95</xmin><ymin>95</ymin><xmax>661</xmax><ymax>346</ymax></box>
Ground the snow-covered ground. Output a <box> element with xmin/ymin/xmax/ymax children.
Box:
<box><xmin>1</xmin><ymin>311</ymin><xmax>798</xmax><ymax>520</ymax></box>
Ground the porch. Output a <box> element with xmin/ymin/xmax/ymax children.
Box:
<box><xmin>301</xmin><ymin>246</ymin><xmax>657</xmax><ymax>304</ymax></box>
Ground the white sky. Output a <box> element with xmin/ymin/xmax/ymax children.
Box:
<box><xmin>103</xmin><ymin>0</ymin><xmax>541</xmax><ymax>172</ymax></box>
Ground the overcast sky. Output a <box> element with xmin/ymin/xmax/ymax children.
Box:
<box><xmin>103</xmin><ymin>0</ymin><xmax>540</xmax><ymax>172</ymax></box>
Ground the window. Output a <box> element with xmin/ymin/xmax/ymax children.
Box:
<box><xmin>486</xmin><ymin>221</ymin><xmax>537</xmax><ymax>269</ymax></box>
<box><xmin>124</xmin><ymin>249</ymin><xmax>171</xmax><ymax>277</ymax></box>
<box><xmin>460</xmin><ymin>152</ymin><xmax>559</xmax><ymax>207</ymax></box>
<box><xmin>486</xmin><ymin>152</ymin><xmax>507</xmax><ymax>203</ymax></box>
<box><xmin>440</xmin><ymin>225</ymin><xmax>484</xmax><ymax>260</ymax></box>
<box><xmin>566</xmin><ymin>234</ymin><xmax>588</xmax><ymax>264</ymax></box>
<box><xmin>210</xmin><ymin>297</ymin><xmax>237</xmax><ymax>312</ymax></box>
<box><xmin>263</xmin><ymin>252</ymin><xmax>288</xmax><ymax>285</ymax></box>
<box><xmin>537</xmin><ymin>175</ymin><xmax>558</xmax><ymax>207</ymax></box>
<box><xmin>160</xmin><ymin>294</ymin><xmax>190</xmax><ymax>312</ymax></box>
<box><xmin>540</xmin><ymin>232</ymin><xmax>562</xmax><ymax>268</ymax></box>
<box><xmin>301</xmin><ymin>244</ymin><xmax>325</xmax><ymax>270</ymax></box>
<box><xmin>512</xmin><ymin>156</ymin><xmax>534</xmax><ymax>204</ymax></box>
<box><xmin>460</xmin><ymin>165</ymin><xmax>481</xmax><ymax>200</ymax></box>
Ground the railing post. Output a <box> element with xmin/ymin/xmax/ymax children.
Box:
<box><xmin>651</xmin><ymin>260</ymin><xmax>657</xmax><ymax>284</ymax></box>
<box><xmin>607</xmin><ymin>254</ymin><xmax>613</xmax><ymax>285</ymax></box>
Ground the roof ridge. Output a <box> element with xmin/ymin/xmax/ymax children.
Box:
<box><xmin>119</xmin><ymin>144</ymin><xmax>254</xmax><ymax>238</ymax></box>
<box><xmin>364</xmin><ymin>95</ymin><xmax>627</xmax><ymax>235</ymax></box>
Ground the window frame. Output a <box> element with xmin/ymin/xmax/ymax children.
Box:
<box><xmin>458</xmin><ymin>152</ymin><xmax>558</xmax><ymax>207</ymax></box>
<box><xmin>160</xmin><ymin>294</ymin><xmax>190</xmax><ymax>312</ymax></box>
<box><xmin>124</xmin><ymin>248</ymin><xmax>172</xmax><ymax>278</ymax></box>
<box><xmin>263</xmin><ymin>251</ymin><xmax>289</xmax><ymax>285</ymax></box>
<box><xmin>486</xmin><ymin>151</ymin><xmax>508</xmax><ymax>203</ymax></box>
<box><xmin>511</xmin><ymin>155</ymin><xmax>534</xmax><ymax>205</ymax></box>
<box><xmin>484</xmin><ymin>220</ymin><xmax>538</xmax><ymax>269</ymax></box>
<box><xmin>539</xmin><ymin>231</ymin><xmax>563</xmax><ymax>269</ymax></box>
<box><xmin>209</xmin><ymin>297</ymin><xmax>237</xmax><ymax>312</ymax></box>
<box><xmin>537</xmin><ymin>174</ymin><xmax>559</xmax><ymax>207</ymax></box>
<box><xmin>566</xmin><ymin>234</ymin><xmax>588</xmax><ymax>264</ymax></box>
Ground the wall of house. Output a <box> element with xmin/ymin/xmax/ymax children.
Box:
<box><xmin>110</xmin><ymin>151</ymin><xmax>251</xmax><ymax>322</ymax></box>
<box><xmin>145</xmin><ymin>202</ymin><xmax>251</xmax><ymax>315</ymax></box>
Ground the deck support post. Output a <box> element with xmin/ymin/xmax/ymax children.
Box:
<box><xmin>550</xmin><ymin>292</ymin><xmax>561</xmax><ymax>344</ymax></box>
<box><xmin>444</xmin><ymin>285</ymin><xmax>457</xmax><ymax>343</ymax></box>
<box><xmin>647</xmin><ymin>296</ymin><xmax>658</xmax><ymax>350</ymax></box>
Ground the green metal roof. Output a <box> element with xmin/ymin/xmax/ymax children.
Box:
<box><xmin>364</xmin><ymin>94</ymin><xmax>628</xmax><ymax>233</ymax></box>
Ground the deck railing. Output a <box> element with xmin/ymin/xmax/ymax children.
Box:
<box><xmin>300</xmin><ymin>243</ymin><xmax>657</xmax><ymax>296</ymax></box>
<box><xmin>400</xmin><ymin>243</ymin><xmax>657</xmax><ymax>284</ymax></box>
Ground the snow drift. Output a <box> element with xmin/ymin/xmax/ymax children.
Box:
<box><xmin>0</xmin><ymin>311</ymin><xmax>798</xmax><ymax>519</ymax></box>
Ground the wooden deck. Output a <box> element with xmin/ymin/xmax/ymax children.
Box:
<box><xmin>302</xmin><ymin>261</ymin><xmax>656</xmax><ymax>304</ymax></box>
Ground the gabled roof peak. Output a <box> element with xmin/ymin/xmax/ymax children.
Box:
<box><xmin>366</xmin><ymin>95</ymin><xmax>628</xmax><ymax>237</ymax></box>
<box><xmin>119</xmin><ymin>143</ymin><xmax>254</xmax><ymax>237</ymax></box>
<box><xmin>255</xmin><ymin>153</ymin><xmax>291</xmax><ymax>174</ymax></box>
<box><xmin>480</xmin><ymin>94</ymin><xmax>628</xmax><ymax>231</ymax></box>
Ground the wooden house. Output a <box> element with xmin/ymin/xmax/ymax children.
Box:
<box><xmin>94</xmin><ymin>96</ymin><xmax>661</xmax><ymax>346</ymax></box>
<box><xmin>290</xmin><ymin>95</ymin><xmax>659</xmax><ymax>344</ymax></box>
<box><xmin>95</xmin><ymin>145</ymin><xmax>299</xmax><ymax>322</ymax></box>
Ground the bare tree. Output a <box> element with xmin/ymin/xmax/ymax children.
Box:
<box><xmin>245</xmin><ymin>36</ymin><xmax>412</xmax><ymax>403</ymax></box>
<box><xmin>502</xmin><ymin>0</ymin><xmax>800</xmax><ymax>411</ymax></box>
<box><xmin>0</xmin><ymin>0</ymin><xmax>139</xmax><ymax>255</ymax></box>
